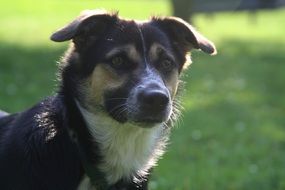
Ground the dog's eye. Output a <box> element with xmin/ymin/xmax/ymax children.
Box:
<box><xmin>109</xmin><ymin>55</ymin><xmax>135</xmax><ymax>71</ymax></box>
<box><xmin>161</xmin><ymin>58</ymin><xmax>174</xmax><ymax>71</ymax></box>
<box><xmin>111</xmin><ymin>56</ymin><xmax>125</xmax><ymax>69</ymax></box>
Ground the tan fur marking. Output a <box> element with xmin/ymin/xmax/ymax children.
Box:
<box><xmin>165</xmin><ymin>71</ymin><xmax>179</xmax><ymax>99</ymax></box>
<box><xmin>84</xmin><ymin>64</ymin><xmax>126</xmax><ymax>109</ymax></box>
<box><xmin>149</xmin><ymin>43</ymin><xmax>175</xmax><ymax>62</ymax></box>
<box><xmin>106</xmin><ymin>44</ymin><xmax>141</xmax><ymax>63</ymax></box>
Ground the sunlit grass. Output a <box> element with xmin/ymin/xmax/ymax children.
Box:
<box><xmin>0</xmin><ymin>0</ymin><xmax>170</xmax><ymax>45</ymax></box>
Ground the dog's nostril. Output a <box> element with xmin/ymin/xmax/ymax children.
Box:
<box><xmin>140</xmin><ymin>90</ymin><xmax>169</xmax><ymax>107</ymax></box>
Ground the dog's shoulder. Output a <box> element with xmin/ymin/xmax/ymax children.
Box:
<box><xmin>0</xmin><ymin>96</ymin><xmax>82</xmax><ymax>190</ymax></box>
<box><xmin>0</xmin><ymin>96</ymin><xmax>64</xmax><ymax>144</ymax></box>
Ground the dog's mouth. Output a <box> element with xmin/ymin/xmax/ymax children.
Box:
<box><xmin>105</xmin><ymin>100</ymin><xmax>172</xmax><ymax>127</ymax></box>
<box><xmin>130</xmin><ymin>117</ymin><xmax>165</xmax><ymax>127</ymax></box>
<box><xmin>130</xmin><ymin>116</ymin><xmax>170</xmax><ymax>128</ymax></box>
<box><xmin>129</xmin><ymin>105</ymin><xmax>172</xmax><ymax>124</ymax></box>
<box><xmin>131</xmin><ymin>120</ymin><xmax>162</xmax><ymax>128</ymax></box>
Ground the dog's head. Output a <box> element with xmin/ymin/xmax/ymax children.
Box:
<box><xmin>51</xmin><ymin>10</ymin><xmax>216</xmax><ymax>127</ymax></box>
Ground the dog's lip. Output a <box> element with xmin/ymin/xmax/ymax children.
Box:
<box><xmin>130</xmin><ymin>117</ymin><xmax>165</xmax><ymax>127</ymax></box>
<box><xmin>127</xmin><ymin>108</ymin><xmax>171</xmax><ymax>127</ymax></box>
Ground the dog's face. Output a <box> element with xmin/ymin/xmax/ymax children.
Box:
<box><xmin>51</xmin><ymin>10</ymin><xmax>216</xmax><ymax>127</ymax></box>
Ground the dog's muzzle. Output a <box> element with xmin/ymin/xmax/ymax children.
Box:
<box><xmin>128</xmin><ymin>81</ymin><xmax>172</xmax><ymax>125</ymax></box>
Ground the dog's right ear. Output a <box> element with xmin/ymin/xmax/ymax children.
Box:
<box><xmin>50</xmin><ymin>10</ymin><xmax>117</xmax><ymax>43</ymax></box>
<box><xmin>152</xmin><ymin>17</ymin><xmax>216</xmax><ymax>55</ymax></box>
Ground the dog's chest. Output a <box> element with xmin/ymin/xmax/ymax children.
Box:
<box><xmin>94</xmin><ymin>122</ymin><xmax>162</xmax><ymax>184</ymax></box>
<box><xmin>78</xmin><ymin>106</ymin><xmax>165</xmax><ymax>185</ymax></box>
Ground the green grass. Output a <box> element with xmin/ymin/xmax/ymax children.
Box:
<box><xmin>1</xmin><ymin>1</ymin><xmax>285</xmax><ymax>189</ymax></box>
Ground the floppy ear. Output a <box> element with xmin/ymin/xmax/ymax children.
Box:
<box><xmin>50</xmin><ymin>10</ymin><xmax>117</xmax><ymax>43</ymax></box>
<box><xmin>152</xmin><ymin>17</ymin><xmax>217</xmax><ymax>55</ymax></box>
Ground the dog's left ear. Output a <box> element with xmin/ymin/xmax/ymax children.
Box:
<box><xmin>152</xmin><ymin>17</ymin><xmax>217</xmax><ymax>55</ymax></box>
<box><xmin>50</xmin><ymin>10</ymin><xmax>117</xmax><ymax>44</ymax></box>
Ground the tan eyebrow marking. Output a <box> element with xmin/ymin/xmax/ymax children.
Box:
<box><xmin>149</xmin><ymin>43</ymin><xmax>175</xmax><ymax>62</ymax></box>
<box><xmin>106</xmin><ymin>44</ymin><xmax>141</xmax><ymax>62</ymax></box>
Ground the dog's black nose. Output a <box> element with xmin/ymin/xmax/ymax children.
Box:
<box><xmin>129</xmin><ymin>83</ymin><xmax>172</xmax><ymax>124</ymax></box>
<box><xmin>139</xmin><ymin>89</ymin><xmax>169</xmax><ymax>108</ymax></box>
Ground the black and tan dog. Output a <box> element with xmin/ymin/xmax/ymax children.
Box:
<box><xmin>0</xmin><ymin>10</ymin><xmax>216</xmax><ymax>190</ymax></box>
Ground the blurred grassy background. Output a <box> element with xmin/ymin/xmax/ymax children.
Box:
<box><xmin>0</xmin><ymin>0</ymin><xmax>285</xmax><ymax>189</ymax></box>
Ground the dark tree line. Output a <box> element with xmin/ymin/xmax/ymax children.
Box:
<box><xmin>170</xmin><ymin>0</ymin><xmax>192</xmax><ymax>22</ymax></box>
<box><xmin>170</xmin><ymin>0</ymin><xmax>285</xmax><ymax>23</ymax></box>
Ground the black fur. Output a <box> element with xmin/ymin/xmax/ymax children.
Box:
<box><xmin>0</xmin><ymin>96</ymin><xmax>83</xmax><ymax>189</ymax></box>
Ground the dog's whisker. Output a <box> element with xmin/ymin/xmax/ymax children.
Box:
<box><xmin>118</xmin><ymin>107</ymin><xmax>128</xmax><ymax>117</ymax></box>
<box><xmin>104</xmin><ymin>98</ymin><xmax>128</xmax><ymax>102</ymax></box>
<box><xmin>125</xmin><ymin>105</ymin><xmax>138</xmax><ymax>113</ymax></box>
<box><xmin>113</xmin><ymin>107</ymin><xmax>128</xmax><ymax>119</ymax></box>
<box><xmin>108</xmin><ymin>103</ymin><xmax>127</xmax><ymax>115</ymax></box>
<box><xmin>110</xmin><ymin>103</ymin><xmax>130</xmax><ymax>118</ymax></box>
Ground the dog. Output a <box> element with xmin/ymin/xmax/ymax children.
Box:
<box><xmin>0</xmin><ymin>10</ymin><xmax>216</xmax><ymax>190</ymax></box>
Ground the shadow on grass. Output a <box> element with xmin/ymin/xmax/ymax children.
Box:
<box><xmin>0</xmin><ymin>42</ymin><xmax>66</xmax><ymax>112</ymax></box>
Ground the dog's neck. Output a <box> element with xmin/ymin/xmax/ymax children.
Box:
<box><xmin>75</xmin><ymin>100</ymin><xmax>167</xmax><ymax>186</ymax></box>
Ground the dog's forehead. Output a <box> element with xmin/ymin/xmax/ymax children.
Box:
<box><xmin>139</xmin><ymin>23</ymin><xmax>172</xmax><ymax>48</ymax></box>
<box><xmin>104</xmin><ymin>19</ymin><xmax>172</xmax><ymax>52</ymax></box>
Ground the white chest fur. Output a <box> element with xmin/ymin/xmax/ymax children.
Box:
<box><xmin>77</xmin><ymin>104</ymin><xmax>167</xmax><ymax>185</ymax></box>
